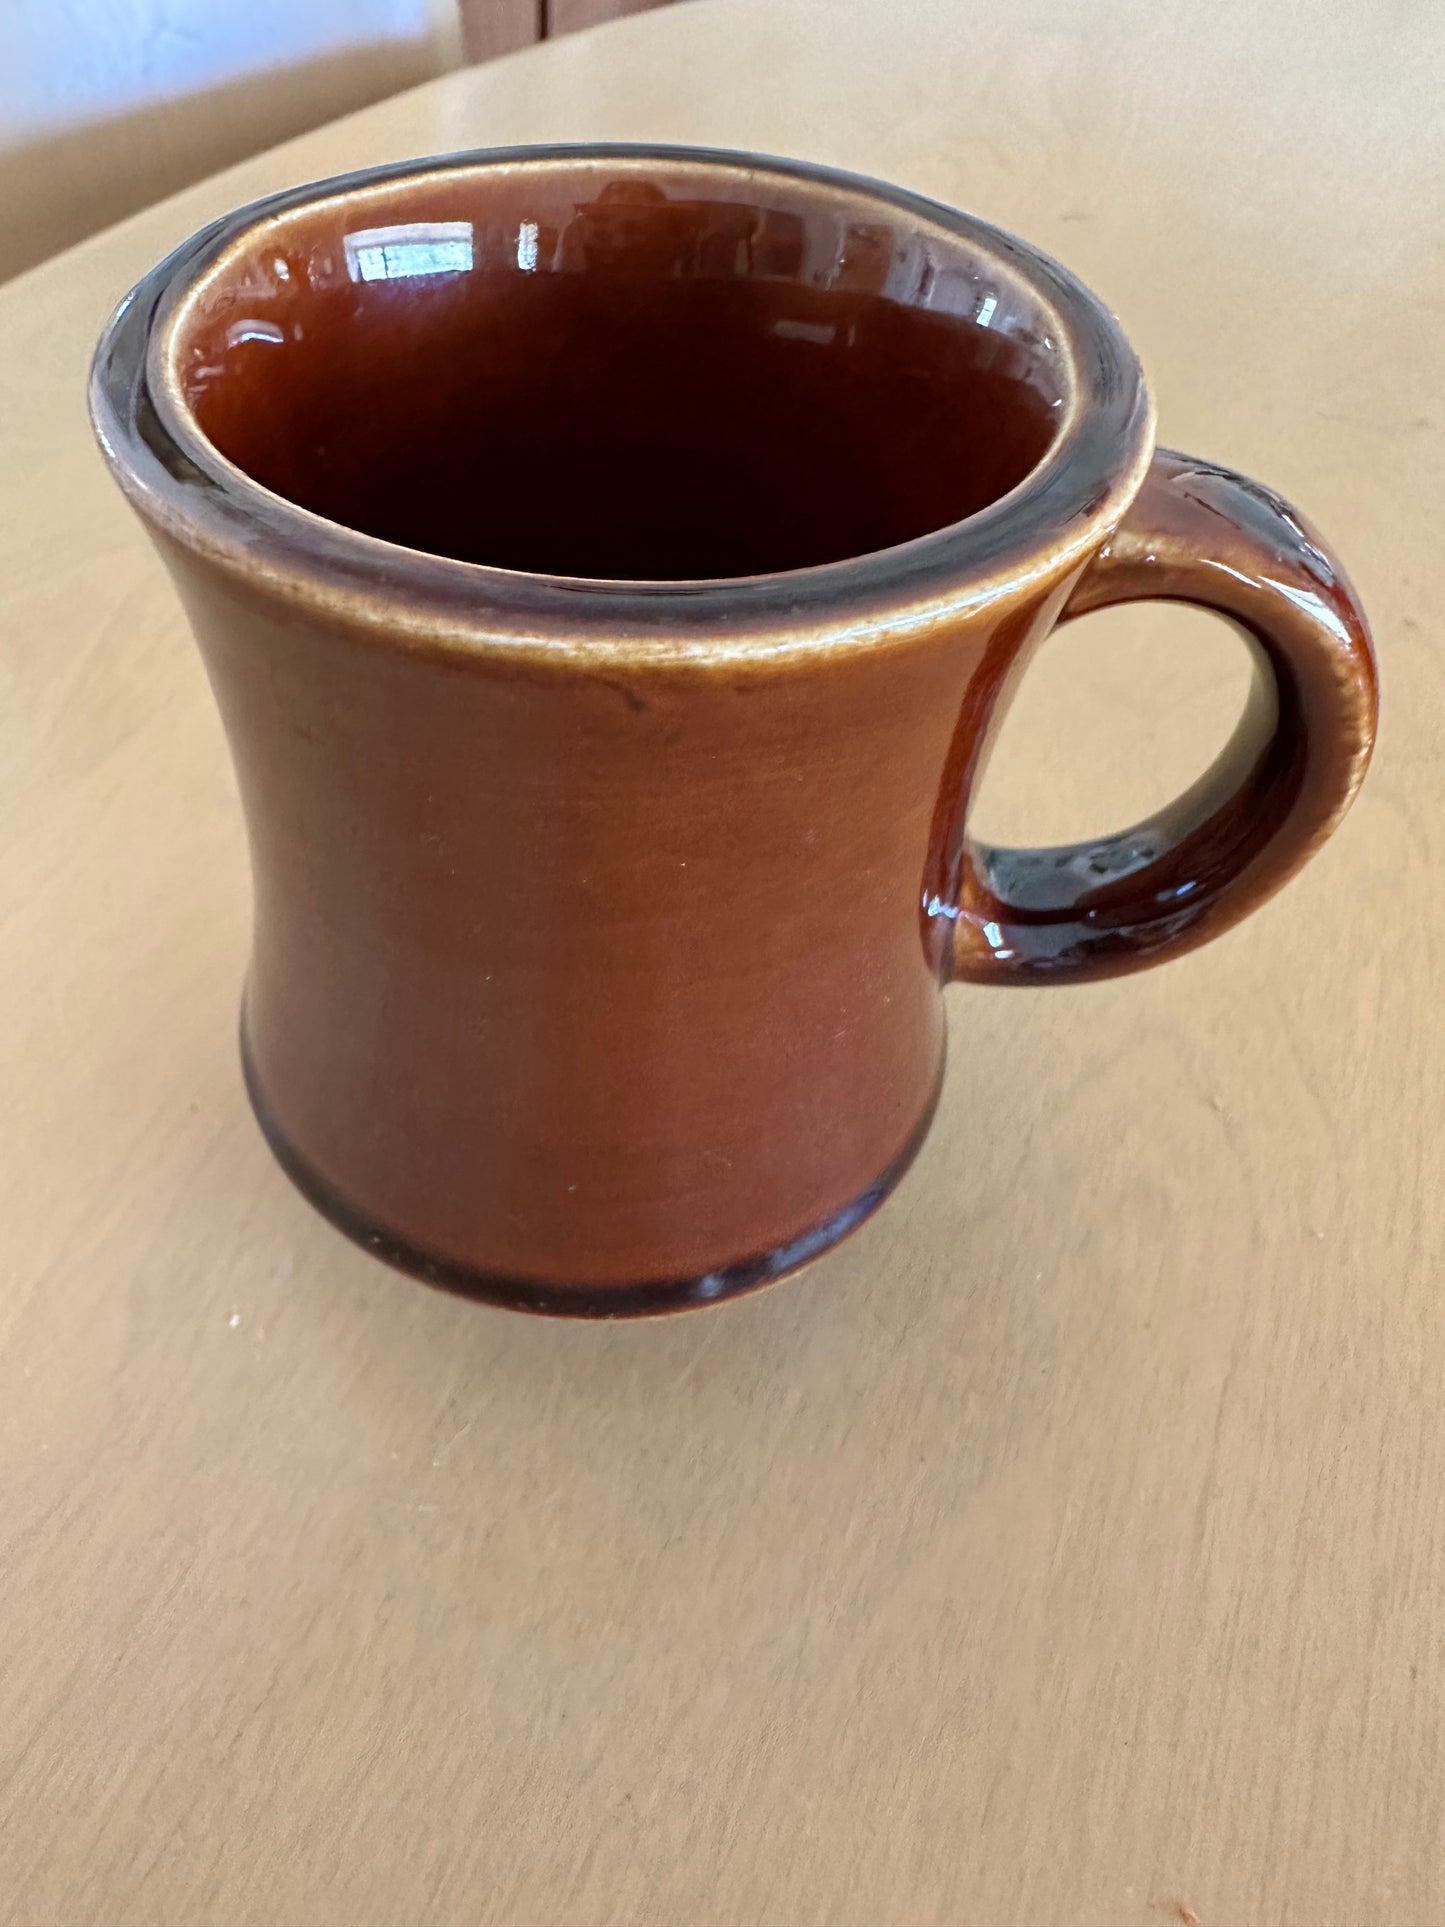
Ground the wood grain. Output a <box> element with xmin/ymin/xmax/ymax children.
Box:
<box><xmin>1</xmin><ymin>2</ymin><xmax>1440</xmax><ymax>1922</ymax></box>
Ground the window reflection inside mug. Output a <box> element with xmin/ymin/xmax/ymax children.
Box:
<box><xmin>343</xmin><ymin>221</ymin><xmax>475</xmax><ymax>282</ymax></box>
<box><xmin>173</xmin><ymin>175</ymin><xmax>1070</xmax><ymax>580</ymax></box>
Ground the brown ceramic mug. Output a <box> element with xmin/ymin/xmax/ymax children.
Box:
<box><xmin>91</xmin><ymin>145</ymin><xmax>1377</xmax><ymax>1316</ymax></box>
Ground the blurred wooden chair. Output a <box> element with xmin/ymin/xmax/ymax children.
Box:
<box><xmin>459</xmin><ymin>0</ymin><xmax>672</xmax><ymax>62</ymax></box>
<box><xmin>467</xmin><ymin>0</ymin><xmax>671</xmax><ymax>51</ymax></box>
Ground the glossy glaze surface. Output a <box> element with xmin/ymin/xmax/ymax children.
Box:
<box><xmin>90</xmin><ymin>145</ymin><xmax>1377</xmax><ymax>1313</ymax></box>
<box><xmin>948</xmin><ymin>451</ymin><xmax>1379</xmax><ymax>981</ymax></box>
<box><xmin>100</xmin><ymin>148</ymin><xmax>1151</xmax><ymax>648</ymax></box>
<box><xmin>155</xmin><ymin>519</ymin><xmax>972</xmax><ymax>1301</ymax></box>
<box><xmin>176</xmin><ymin>178</ymin><xmax>1062</xmax><ymax>578</ymax></box>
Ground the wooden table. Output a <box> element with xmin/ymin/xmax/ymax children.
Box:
<box><xmin>3</xmin><ymin>3</ymin><xmax>1440</xmax><ymax>1922</ymax></box>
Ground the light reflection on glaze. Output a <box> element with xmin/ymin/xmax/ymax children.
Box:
<box><xmin>90</xmin><ymin>148</ymin><xmax>1378</xmax><ymax>1312</ymax></box>
<box><xmin>944</xmin><ymin>450</ymin><xmax>1376</xmax><ymax>985</ymax></box>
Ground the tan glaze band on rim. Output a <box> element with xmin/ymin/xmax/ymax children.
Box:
<box><xmin>89</xmin><ymin>143</ymin><xmax>1156</xmax><ymax>669</ymax></box>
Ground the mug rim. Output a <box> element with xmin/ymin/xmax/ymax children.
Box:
<box><xmin>89</xmin><ymin>142</ymin><xmax>1156</xmax><ymax>664</ymax></box>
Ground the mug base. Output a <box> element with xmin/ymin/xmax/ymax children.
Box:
<box><xmin>241</xmin><ymin>1025</ymin><xmax>940</xmax><ymax>1319</ymax></box>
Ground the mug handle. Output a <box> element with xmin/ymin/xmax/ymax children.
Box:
<box><xmin>950</xmin><ymin>449</ymin><xmax>1378</xmax><ymax>985</ymax></box>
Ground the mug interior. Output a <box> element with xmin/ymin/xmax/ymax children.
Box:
<box><xmin>163</xmin><ymin>158</ymin><xmax>1072</xmax><ymax>582</ymax></box>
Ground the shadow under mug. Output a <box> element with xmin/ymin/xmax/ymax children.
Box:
<box><xmin>90</xmin><ymin>145</ymin><xmax>1378</xmax><ymax>1316</ymax></box>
